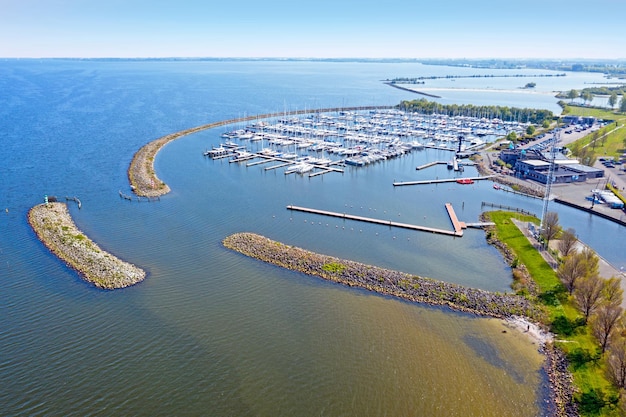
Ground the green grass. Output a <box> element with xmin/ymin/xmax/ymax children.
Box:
<box><xmin>322</xmin><ymin>262</ymin><xmax>346</xmax><ymax>274</ymax></box>
<box><xmin>487</xmin><ymin>211</ymin><xmax>561</xmax><ymax>293</ymax></box>
<box><xmin>562</xmin><ymin>104</ymin><xmax>626</xmax><ymax>160</ymax></box>
<box><xmin>561</xmin><ymin>104</ymin><xmax>626</xmax><ymax>122</ymax></box>
<box><xmin>487</xmin><ymin>210</ymin><xmax>621</xmax><ymax>415</ymax></box>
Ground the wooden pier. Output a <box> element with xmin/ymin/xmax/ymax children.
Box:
<box><xmin>286</xmin><ymin>204</ymin><xmax>464</xmax><ymax>237</ymax></box>
<box><xmin>445</xmin><ymin>203</ymin><xmax>465</xmax><ymax>234</ymax></box>
<box><xmin>393</xmin><ymin>175</ymin><xmax>495</xmax><ymax>187</ymax></box>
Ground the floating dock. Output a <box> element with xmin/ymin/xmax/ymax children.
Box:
<box><xmin>445</xmin><ymin>203</ymin><xmax>464</xmax><ymax>234</ymax></box>
<box><xmin>286</xmin><ymin>204</ymin><xmax>465</xmax><ymax>237</ymax></box>
<box><xmin>393</xmin><ymin>175</ymin><xmax>495</xmax><ymax>187</ymax></box>
<box><xmin>416</xmin><ymin>161</ymin><xmax>447</xmax><ymax>170</ymax></box>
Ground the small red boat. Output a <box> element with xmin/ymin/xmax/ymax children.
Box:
<box><xmin>456</xmin><ymin>178</ymin><xmax>474</xmax><ymax>185</ymax></box>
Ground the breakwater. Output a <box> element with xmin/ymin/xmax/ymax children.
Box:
<box><xmin>383</xmin><ymin>82</ymin><xmax>442</xmax><ymax>98</ymax></box>
<box><xmin>222</xmin><ymin>232</ymin><xmax>539</xmax><ymax>320</ymax></box>
<box><xmin>28</xmin><ymin>202</ymin><xmax>146</xmax><ymax>289</ymax></box>
<box><xmin>128</xmin><ymin>105</ymin><xmax>392</xmax><ymax>197</ymax></box>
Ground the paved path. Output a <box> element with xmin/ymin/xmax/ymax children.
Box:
<box><xmin>512</xmin><ymin>219</ymin><xmax>626</xmax><ymax>309</ymax></box>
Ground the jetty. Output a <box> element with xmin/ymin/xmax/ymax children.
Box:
<box><xmin>223</xmin><ymin>232</ymin><xmax>538</xmax><ymax>319</ymax></box>
<box><xmin>393</xmin><ymin>175</ymin><xmax>496</xmax><ymax>186</ymax></box>
<box><xmin>287</xmin><ymin>204</ymin><xmax>469</xmax><ymax>237</ymax></box>
<box><xmin>416</xmin><ymin>161</ymin><xmax>447</xmax><ymax>170</ymax></box>
<box><xmin>27</xmin><ymin>202</ymin><xmax>145</xmax><ymax>289</ymax></box>
<box><xmin>445</xmin><ymin>203</ymin><xmax>465</xmax><ymax>234</ymax></box>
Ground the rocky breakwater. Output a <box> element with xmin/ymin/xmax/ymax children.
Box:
<box><xmin>223</xmin><ymin>232</ymin><xmax>541</xmax><ymax>320</ymax></box>
<box><xmin>28</xmin><ymin>202</ymin><xmax>146</xmax><ymax>289</ymax></box>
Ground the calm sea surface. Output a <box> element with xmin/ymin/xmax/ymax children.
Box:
<box><xmin>1</xmin><ymin>59</ymin><xmax>624</xmax><ymax>416</ymax></box>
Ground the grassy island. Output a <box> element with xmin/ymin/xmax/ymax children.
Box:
<box><xmin>28</xmin><ymin>202</ymin><xmax>145</xmax><ymax>289</ymax></box>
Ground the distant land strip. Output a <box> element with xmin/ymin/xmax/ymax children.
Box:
<box><xmin>28</xmin><ymin>202</ymin><xmax>146</xmax><ymax>289</ymax></box>
<box><xmin>383</xmin><ymin>82</ymin><xmax>441</xmax><ymax>98</ymax></box>
<box><xmin>128</xmin><ymin>106</ymin><xmax>392</xmax><ymax>197</ymax></box>
<box><xmin>386</xmin><ymin>73</ymin><xmax>566</xmax><ymax>82</ymax></box>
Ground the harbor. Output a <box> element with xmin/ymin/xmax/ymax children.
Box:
<box><xmin>203</xmin><ymin>108</ymin><xmax>531</xmax><ymax>177</ymax></box>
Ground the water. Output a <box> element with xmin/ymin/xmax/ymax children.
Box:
<box><xmin>1</xmin><ymin>59</ymin><xmax>623</xmax><ymax>416</ymax></box>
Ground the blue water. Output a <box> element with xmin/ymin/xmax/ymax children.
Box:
<box><xmin>1</xmin><ymin>59</ymin><xmax>623</xmax><ymax>416</ymax></box>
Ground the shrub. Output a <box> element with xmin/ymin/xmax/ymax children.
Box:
<box><xmin>322</xmin><ymin>262</ymin><xmax>345</xmax><ymax>274</ymax></box>
<box><xmin>551</xmin><ymin>314</ymin><xmax>586</xmax><ymax>336</ymax></box>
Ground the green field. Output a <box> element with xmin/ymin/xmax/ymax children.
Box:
<box><xmin>562</xmin><ymin>105</ymin><xmax>626</xmax><ymax>160</ymax></box>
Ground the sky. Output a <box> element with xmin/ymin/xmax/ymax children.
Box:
<box><xmin>1</xmin><ymin>0</ymin><xmax>624</xmax><ymax>59</ymax></box>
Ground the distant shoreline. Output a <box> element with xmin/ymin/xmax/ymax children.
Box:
<box><xmin>28</xmin><ymin>202</ymin><xmax>146</xmax><ymax>289</ymax></box>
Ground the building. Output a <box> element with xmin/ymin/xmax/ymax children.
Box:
<box><xmin>562</xmin><ymin>115</ymin><xmax>596</xmax><ymax>126</ymax></box>
<box><xmin>515</xmin><ymin>159</ymin><xmax>604</xmax><ymax>184</ymax></box>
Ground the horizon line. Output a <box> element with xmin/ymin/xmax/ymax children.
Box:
<box><xmin>2</xmin><ymin>56</ymin><xmax>625</xmax><ymax>62</ymax></box>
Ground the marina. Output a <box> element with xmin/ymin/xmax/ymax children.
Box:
<box><xmin>204</xmin><ymin>108</ymin><xmax>531</xmax><ymax>178</ymax></box>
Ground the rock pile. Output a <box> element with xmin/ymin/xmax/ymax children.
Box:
<box><xmin>28</xmin><ymin>202</ymin><xmax>146</xmax><ymax>289</ymax></box>
<box><xmin>223</xmin><ymin>232</ymin><xmax>541</xmax><ymax>320</ymax></box>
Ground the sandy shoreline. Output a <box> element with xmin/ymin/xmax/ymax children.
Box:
<box><xmin>28</xmin><ymin>202</ymin><xmax>146</xmax><ymax>289</ymax></box>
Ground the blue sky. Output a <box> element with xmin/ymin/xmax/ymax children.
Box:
<box><xmin>1</xmin><ymin>0</ymin><xmax>624</xmax><ymax>59</ymax></box>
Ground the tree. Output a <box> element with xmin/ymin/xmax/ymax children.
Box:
<box><xmin>581</xmin><ymin>91</ymin><xmax>593</xmax><ymax>106</ymax></box>
<box><xmin>621</xmin><ymin>94</ymin><xmax>626</xmax><ymax>113</ymax></box>
<box><xmin>592</xmin><ymin>304</ymin><xmax>623</xmax><ymax>353</ymax></box>
<box><xmin>506</xmin><ymin>131</ymin><xmax>518</xmax><ymax>142</ymax></box>
<box><xmin>609</xmin><ymin>92</ymin><xmax>618</xmax><ymax>109</ymax></box>
<box><xmin>557</xmin><ymin>228</ymin><xmax>578</xmax><ymax>258</ymax></box>
<box><xmin>575</xmin><ymin>273</ymin><xmax>604</xmax><ymax>323</ymax></box>
<box><xmin>541</xmin><ymin>211</ymin><xmax>560</xmax><ymax>248</ymax></box>
<box><xmin>602</xmin><ymin>276</ymin><xmax>624</xmax><ymax>308</ymax></box>
<box><xmin>526</xmin><ymin>125</ymin><xmax>536</xmax><ymax>136</ymax></box>
<box><xmin>607</xmin><ymin>334</ymin><xmax>626</xmax><ymax>388</ymax></box>
<box><xmin>557</xmin><ymin>252</ymin><xmax>588</xmax><ymax>294</ymax></box>
<box><xmin>581</xmin><ymin>247</ymin><xmax>600</xmax><ymax>278</ymax></box>
<box><xmin>568</xmin><ymin>89</ymin><xmax>579</xmax><ymax>102</ymax></box>
<box><xmin>542</xmin><ymin>119</ymin><xmax>551</xmax><ymax>129</ymax></box>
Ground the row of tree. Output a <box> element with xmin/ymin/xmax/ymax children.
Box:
<box><xmin>565</xmin><ymin>88</ymin><xmax>626</xmax><ymax>112</ymax></box>
<box><xmin>547</xmin><ymin>215</ymin><xmax>626</xmax><ymax>396</ymax></box>
<box><xmin>397</xmin><ymin>99</ymin><xmax>555</xmax><ymax>124</ymax></box>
